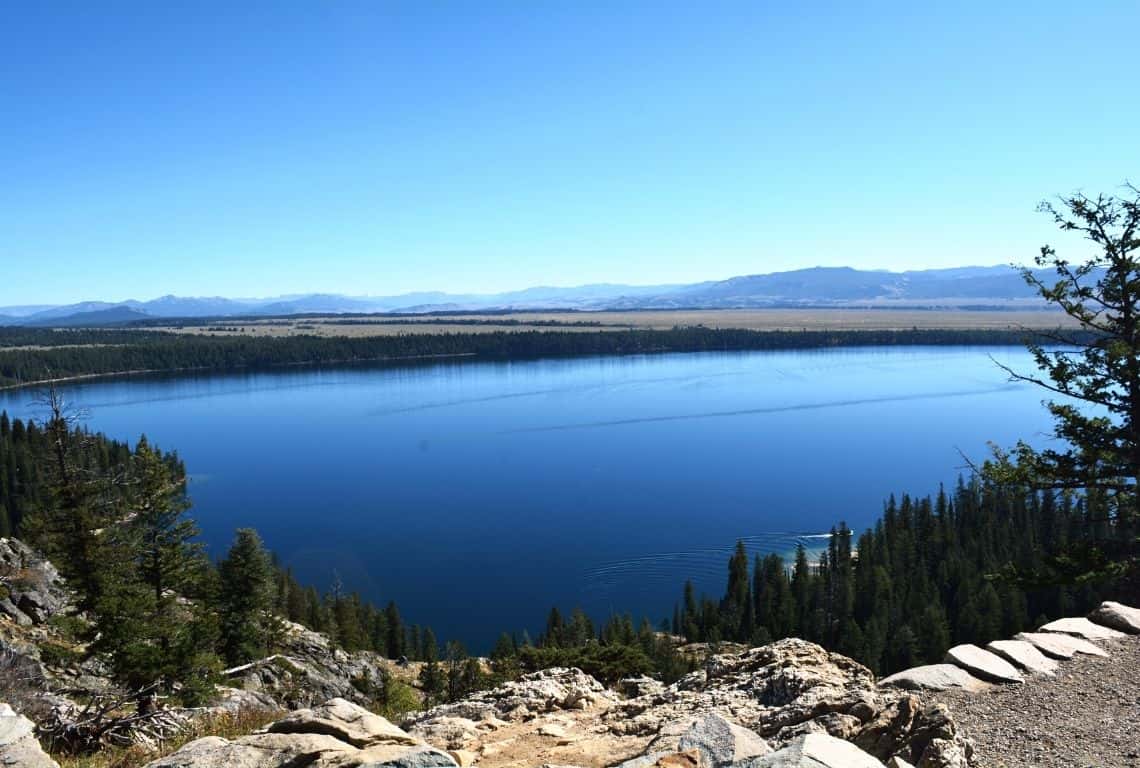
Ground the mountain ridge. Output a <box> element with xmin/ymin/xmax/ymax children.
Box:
<box><xmin>1</xmin><ymin>265</ymin><xmax>1058</xmax><ymax>326</ymax></box>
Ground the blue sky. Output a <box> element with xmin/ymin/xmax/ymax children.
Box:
<box><xmin>2</xmin><ymin>1</ymin><xmax>1138</xmax><ymax>305</ymax></box>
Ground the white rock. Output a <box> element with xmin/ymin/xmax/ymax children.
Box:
<box><xmin>1015</xmin><ymin>631</ymin><xmax>1110</xmax><ymax>659</ymax></box>
<box><xmin>985</xmin><ymin>640</ymin><xmax>1059</xmax><ymax>676</ymax></box>
<box><xmin>265</xmin><ymin>697</ymin><xmax>419</xmax><ymax>748</ymax></box>
<box><xmin>878</xmin><ymin>664</ymin><xmax>991</xmax><ymax>692</ymax></box>
<box><xmin>1089</xmin><ymin>601</ymin><xmax>1140</xmax><ymax>634</ymax></box>
<box><xmin>1039</xmin><ymin>616</ymin><xmax>1127</xmax><ymax>641</ymax></box>
<box><xmin>0</xmin><ymin>703</ymin><xmax>59</xmax><ymax>768</ymax></box>
<box><xmin>943</xmin><ymin>645</ymin><xmax>1023</xmax><ymax>684</ymax></box>
<box><xmin>142</xmin><ymin>733</ymin><xmax>355</xmax><ymax>768</ymax></box>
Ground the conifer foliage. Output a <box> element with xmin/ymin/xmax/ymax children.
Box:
<box><xmin>986</xmin><ymin>186</ymin><xmax>1140</xmax><ymax>590</ymax></box>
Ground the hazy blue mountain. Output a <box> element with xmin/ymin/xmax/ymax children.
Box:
<box><xmin>24</xmin><ymin>306</ymin><xmax>153</xmax><ymax>327</ymax></box>
<box><xmin>128</xmin><ymin>295</ymin><xmax>259</xmax><ymax>317</ymax></box>
<box><xmin>20</xmin><ymin>301</ymin><xmax>123</xmax><ymax>323</ymax></box>
<box><xmin>6</xmin><ymin>265</ymin><xmax>1060</xmax><ymax>326</ymax></box>
<box><xmin>603</xmin><ymin>265</ymin><xmax>1051</xmax><ymax>309</ymax></box>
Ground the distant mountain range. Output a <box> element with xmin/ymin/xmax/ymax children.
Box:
<box><xmin>0</xmin><ymin>265</ymin><xmax>1059</xmax><ymax>327</ymax></box>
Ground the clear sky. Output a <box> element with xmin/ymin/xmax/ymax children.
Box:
<box><xmin>3</xmin><ymin>1</ymin><xmax>1138</xmax><ymax>305</ymax></box>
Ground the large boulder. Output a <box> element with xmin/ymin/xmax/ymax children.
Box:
<box><xmin>1038</xmin><ymin>616</ymin><xmax>1127</xmax><ymax>641</ymax></box>
<box><xmin>143</xmin><ymin>733</ymin><xmax>356</xmax><ymax>768</ymax></box>
<box><xmin>1088</xmin><ymin>601</ymin><xmax>1140</xmax><ymax>634</ymax></box>
<box><xmin>676</xmin><ymin>712</ymin><xmax>772</xmax><ymax>765</ymax></box>
<box><xmin>143</xmin><ymin>699</ymin><xmax>457</xmax><ymax>768</ymax></box>
<box><xmin>984</xmin><ymin>640</ymin><xmax>1058</xmax><ymax>676</ymax></box>
<box><xmin>602</xmin><ymin>640</ymin><xmax>971</xmax><ymax>768</ymax></box>
<box><xmin>878</xmin><ymin>665</ymin><xmax>990</xmax><ymax>693</ymax></box>
<box><xmin>852</xmin><ymin>696</ymin><xmax>972</xmax><ymax>768</ymax></box>
<box><xmin>209</xmin><ymin>686</ymin><xmax>282</xmax><ymax>714</ymax></box>
<box><xmin>0</xmin><ymin>702</ymin><xmax>59</xmax><ymax>768</ymax></box>
<box><xmin>354</xmin><ymin>744</ymin><xmax>458</xmax><ymax>766</ymax></box>
<box><xmin>1014</xmin><ymin>631</ymin><xmax>1109</xmax><ymax>659</ymax></box>
<box><xmin>606</xmin><ymin>639</ymin><xmax>879</xmax><ymax>744</ymax></box>
<box><xmin>942</xmin><ymin>645</ymin><xmax>1022</xmax><ymax>684</ymax></box>
<box><xmin>406</xmin><ymin>667</ymin><xmax>617</xmax><ymax>731</ymax></box>
<box><xmin>265</xmin><ymin>698</ymin><xmax>419</xmax><ymax>748</ymax></box>
<box><xmin>744</xmin><ymin>733</ymin><xmax>884</xmax><ymax>767</ymax></box>
<box><xmin>616</xmin><ymin>676</ymin><xmax>667</xmax><ymax>700</ymax></box>
<box><xmin>0</xmin><ymin>538</ymin><xmax>69</xmax><ymax>626</ymax></box>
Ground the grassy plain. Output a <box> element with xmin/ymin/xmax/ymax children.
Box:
<box><xmin>150</xmin><ymin>308</ymin><xmax>1077</xmax><ymax>338</ymax></box>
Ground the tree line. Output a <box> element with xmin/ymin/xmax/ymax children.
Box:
<box><xmin>671</xmin><ymin>479</ymin><xmax>1132</xmax><ymax>677</ymax></box>
<box><xmin>0</xmin><ymin>326</ymin><xmax>1064</xmax><ymax>388</ymax></box>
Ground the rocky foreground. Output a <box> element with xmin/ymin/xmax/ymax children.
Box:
<box><xmin>3</xmin><ymin>533</ymin><xmax>1139</xmax><ymax>767</ymax></box>
<box><xmin>123</xmin><ymin>600</ymin><xmax>1140</xmax><ymax>768</ymax></box>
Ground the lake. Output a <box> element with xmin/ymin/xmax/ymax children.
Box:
<box><xmin>0</xmin><ymin>346</ymin><xmax>1055</xmax><ymax>649</ymax></box>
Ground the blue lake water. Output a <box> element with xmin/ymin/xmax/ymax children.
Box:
<box><xmin>0</xmin><ymin>347</ymin><xmax>1057</xmax><ymax>649</ymax></box>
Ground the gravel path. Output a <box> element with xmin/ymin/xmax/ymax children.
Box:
<box><xmin>934</xmin><ymin>636</ymin><xmax>1140</xmax><ymax>768</ymax></box>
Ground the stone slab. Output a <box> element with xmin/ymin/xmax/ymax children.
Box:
<box><xmin>1088</xmin><ymin>601</ymin><xmax>1140</xmax><ymax>634</ymax></box>
<box><xmin>985</xmin><ymin>640</ymin><xmax>1059</xmax><ymax>676</ymax></box>
<box><xmin>1038</xmin><ymin>616</ymin><xmax>1127</xmax><ymax>641</ymax></box>
<box><xmin>1014</xmin><ymin>631</ymin><xmax>1110</xmax><ymax>659</ymax></box>
<box><xmin>944</xmin><ymin>644</ymin><xmax>1023</xmax><ymax>684</ymax></box>
<box><xmin>878</xmin><ymin>664</ymin><xmax>991</xmax><ymax>692</ymax></box>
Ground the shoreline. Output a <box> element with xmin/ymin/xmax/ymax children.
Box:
<box><xmin>0</xmin><ymin>325</ymin><xmax>1068</xmax><ymax>392</ymax></box>
<box><xmin>0</xmin><ymin>351</ymin><xmax>481</xmax><ymax>392</ymax></box>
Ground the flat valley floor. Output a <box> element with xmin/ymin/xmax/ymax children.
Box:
<box><xmin>148</xmin><ymin>308</ymin><xmax>1080</xmax><ymax>339</ymax></box>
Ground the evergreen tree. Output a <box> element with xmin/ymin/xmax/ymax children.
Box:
<box><xmin>385</xmin><ymin>601</ymin><xmax>405</xmax><ymax>658</ymax></box>
<box><xmin>27</xmin><ymin>388</ymin><xmax>112</xmax><ymax>612</ymax></box>
<box><xmin>418</xmin><ymin>628</ymin><xmax>445</xmax><ymax>705</ymax></box>
<box><xmin>986</xmin><ymin>186</ymin><xmax>1140</xmax><ymax>593</ymax></box>
<box><xmin>94</xmin><ymin>437</ymin><xmax>218</xmax><ymax>705</ymax></box>
<box><xmin>218</xmin><ymin>528</ymin><xmax>276</xmax><ymax>665</ymax></box>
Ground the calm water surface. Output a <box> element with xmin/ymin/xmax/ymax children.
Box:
<box><xmin>0</xmin><ymin>347</ymin><xmax>1055</xmax><ymax>648</ymax></box>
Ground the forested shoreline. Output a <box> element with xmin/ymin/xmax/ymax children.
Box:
<box><xmin>0</xmin><ymin>326</ymin><xmax>1080</xmax><ymax>389</ymax></box>
<box><xmin>664</xmin><ymin>480</ymin><xmax>1131</xmax><ymax>676</ymax></box>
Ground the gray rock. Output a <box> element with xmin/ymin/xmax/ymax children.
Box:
<box><xmin>943</xmin><ymin>644</ymin><xmax>1023</xmax><ymax>684</ymax></box>
<box><xmin>143</xmin><ymin>733</ymin><xmax>357</xmax><ymax>768</ymax></box>
<box><xmin>265</xmin><ymin>697</ymin><xmax>419</xmax><ymax>748</ymax></box>
<box><xmin>878</xmin><ymin>664</ymin><xmax>991</xmax><ymax>692</ymax></box>
<box><xmin>405</xmin><ymin>667</ymin><xmax>617</xmax><ymax>735</ymax></box>
<box><xmin>1088</xmin><ymin>601</ymin><xmax>1140</xmax><ymax>634</ymax></box>
<box><xmin>885</xmin><ymin>758</ymin><xmax>915</xmax><ymax>768</ymax></box>
<box><xmin>0</xmin><ymin>702</ymin><xmax>60</xmax><ymax>768</ymax></box>
<box><xmin>226</xmin><ymin>620</ymin><xmax>429</xmax><ymax>710</ymax></box>
<box><xmin>1038</xmin><ymin>616</ymin><xmax>1127</xmax><ymax>641</ymax></box>
<box><xmin>616</xmin><ymin>676</ymin><xmax>666</xmax><ymax>699</ymax></box>
<box><xmin>0</xmin><ymin>538</ymin><xmax>70</xmax><ymax>626</ymax></box>
<box><xmin>744</xmin><ymin>733</ymin><xmax>884</xmax><ymax>767</ymax></box>
<box><xmin>143</xmin><ymin>701</ymin><xmax>456</xmax><ymax>768</ymax></box>
<box><xmin>357</xmin><ymin>744</ymin><xmax>459</xmax><ymax>767</ymax></box>
<box><xmin>209</xmin><ymin>686</ymin><xmax>281</xmax><ymax>714</ymax></box>
<box><xmin>985</xmin><ymin>640</ymin><xmax>1058</xmax><ymax>676</ymax></box>
<box><xmin>677</xmin><ymin>712</ymin><xmax>772</xmax><ymax>766</ymax></box>
<box><xmin>1014</xmin><ymin>631</ymin><xmax>1110</xmax><ymax>659</ymax></box>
